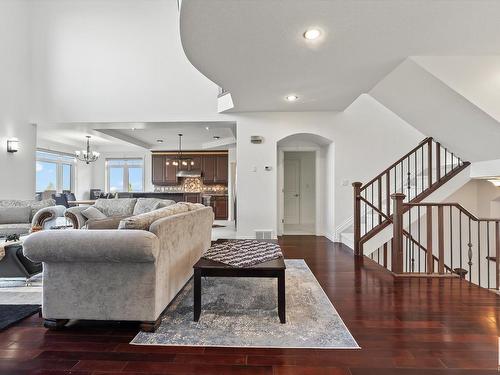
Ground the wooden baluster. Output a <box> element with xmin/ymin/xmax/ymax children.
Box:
<box><xmin>386</xmin><ymin>171</ymin><xmax>390</xmax><ymax>216</ymax></box>
<box><xmin>436</xmin><ymin>142</ymin><xmax>441</xmax><ymax>181</ymax></box>
<box><xmin>438</xmin><ymin>206</ymin><xmax>444</xmax><ymax>274</ymax></box>
<box><xmin>352</xmin><ymin>182</ymin><xmax>362</xmax><ymax>257</ymax></box>
<box><xmin>427</xmin><ymin>139</ymin><xmax>433</xmax><ymax>188</ymax></box>
<box><xmin>427</xmin><ymin>206</ymin><xmax>434</xmax><ymax>274</ymax></box>
<box><xmin>378</xmin><ymin>177</ymin><xmax>382</xmax><ymax>225</ymax></box>
<box><xmin>383</xmin><ymin>243</ymin><xmax>388</xmax><ymax>268</ymax></box>
<box><xmin>496</xmin><ymin>222</ymin><xmax>500</xmax><ymax>290</ymax></box>
<box><xmin>391</xmin><ymin>193</ymin><xmax>406</xmax><ymax>274</ymax></box>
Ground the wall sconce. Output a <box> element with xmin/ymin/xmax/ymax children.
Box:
<box><xmin>7</xmin><ymin>138</ymin><xmax>19</xmax><ymax>153</ymax></box>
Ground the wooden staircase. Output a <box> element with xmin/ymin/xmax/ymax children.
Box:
<box><xmin>352</xmin><ymin>137</ymin><xmax>500</xmax><ymax>291</ymax></box>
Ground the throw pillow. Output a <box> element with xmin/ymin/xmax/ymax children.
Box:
<box><xmin>94</xmin><ymin>198</ymin><xmax>137</xmax><ymax>217</ymax></box>
<box><xmin>133</xmin><ymin>198</ymin><xmax>163</xmax><ymax>215</ymax></box>
<box><xmin>0</xmin><ymin>206</ymin><xmax>31</xmax><ymax>224</ymax></box>
<box><xmin>118</xmin><ymin>203</ymin><xmax>189</xmax><ymax>230</ymax></box>
<box><xmin>81</xmin><ymin>206</ymin><xmax>107</xmax><ymax>220</ymax></box>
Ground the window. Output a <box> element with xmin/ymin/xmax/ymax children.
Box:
<box><xmin>106</xmin><ymin>159</ymin><xmax>144</xmax><ymax>193</ymax></box>
<box><xmin>36</xmin><ymin>150</ymin><xmax>75</xmax><ymax>193</ymax></box>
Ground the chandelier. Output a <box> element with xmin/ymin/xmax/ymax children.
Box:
<box><xmin>166</xmin><ymin>134</ymin><xmax>194</xmax><ymax>167</ymax></box>
<box><xmin>75</xmin><ymin>136</ymin><xmax>100</xmax><ymax>164</ymax></box>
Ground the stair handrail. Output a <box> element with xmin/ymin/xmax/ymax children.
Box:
<box><xmin>352</xmin><ymin>136</ymin><xmax>469</xmax><ymax>256</ymax></box>
<box><xmin>360</xmin><ymin>137</ymin><xmax>432</xmax><ymax>192</ymax></box>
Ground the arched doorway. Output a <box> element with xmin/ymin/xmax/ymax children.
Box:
<box><xmin>277</xmin><ymin>133</ymin><xmax>334</xmax><ymax>236</ymax></box>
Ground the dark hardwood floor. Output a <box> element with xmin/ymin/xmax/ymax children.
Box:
<box><xmin>1</xmin><ymin>236</ymin><xmax>500</xmax><ymax>374</ymax></box>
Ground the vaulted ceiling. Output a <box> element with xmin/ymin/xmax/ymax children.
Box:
<box><xmin>180</xmin><ymin>0</ymin><xmax>500</xmax><ymax>112</ymax></box>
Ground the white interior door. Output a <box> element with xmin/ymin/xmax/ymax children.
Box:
<box><xmin>284</xmin><ymin>159</ymin><xmax>300</xmax><ymax>224</ymax></box>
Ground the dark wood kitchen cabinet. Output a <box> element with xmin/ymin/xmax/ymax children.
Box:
<box><xmin>202</xmin><ymin>155</ymin><xmax>228</xmax><ymax>185</ymax></box>
<box><xmin>152</xmin><ymin>154</ymin><xmax>165</xmax><ymax>185</ymax></box>
<box><xmin>202</xmin><ymin>156</ymin><xmax>216</xmax><ymax>184</ymax></box>
<box><xmin>215</xmin><ymin>155</ymin><xmax>228</xmax><ymax>183</ymax></box>
<box><xmin>184</xmin><ymin>193</ymin><xmax>201</xmax><ymax>203</ymax></box>
<box><xmin>151</xmin><ymin>154</ymin><xmax>178</xmax><ymax>186</ymax></box>
<box><xmin>211</xmin><ymin>195</ymin><xmax>228</xmax><ymax>220</ymax></box>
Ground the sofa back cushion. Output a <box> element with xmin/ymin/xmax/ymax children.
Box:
<box><xmin>81</xmin><ymin>206</ymin><xmax>107</xmax><ymax>220</ymax></box>
<box><xmin>94</xmin><ymin>198</ymin><xmax>137</xmax><ymax>217</ymax></box>
<box><xmin>118</xmin><ymin>202</ymin><xmax>189</xmax><ymax>230</ymax></box>
<box><xmin>133</xmin><ymin>198</ymin><xmax>161</xmax><ymax>215</ymax></box>
<box><xmin>0</xmin><ymin>206</ymin><xmax>32</xmax><ymax>224</ymax></box>
<box><xmin>0</xmin><ymin>198</ymin><xmax>55</xmax><ymax>221</ymax></box>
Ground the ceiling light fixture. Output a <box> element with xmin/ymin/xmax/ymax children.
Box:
<box><xmin>156</xmin><ymin>139</ymin><xmax>164</xmax><ymax>143</ymax></box>
<box><xmin>303</xmin><ymin>28</ymin><xmax>321</xmax><ymax>40</ymax></box>
<box><xmin>75</xmin><ymin>136</ymin><xmax>100</xmax><ymax>164</ymax></box>
<box><xmin>213</xmin><ymin>136</ymin><xmax>221</xmax><ymax>140</ymax></box>
<box><xmin>166</xmin><ymin>134</ymin><xmax>194</xmax><ymax>167</ymax></box>
<box><xmin>285</xmin><ymin>95</ymin><xmax>299</xmax><ymax>102</ymax></box>
<box><xmin>205</xmin><ymin>127</ymin><xmax>210</xmax><ymax>131</ymax></box>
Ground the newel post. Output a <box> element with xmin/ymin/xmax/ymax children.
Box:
<box><xmin>352</xmin><ymin>182</ymin><xmax>363</xmax><ymax>256</ymax></box>
<box><xmin>391</xmin><ymin>193</ymin><xmax>406</xmax><ymax>274</ymax></box>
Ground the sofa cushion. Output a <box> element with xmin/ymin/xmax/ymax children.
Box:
<box><xmin>86</xmin><ymin>215</ymin><xmax>129</xmax><ymax>230</ymax></box>
<box><xmin>81</xmin><ymin>206</ymin><xmax>107</xmax><ymax>220</ymax></box>
<box><xmin>118</xmin><ymin>203</ymin><xmax>189</xmax><ymax>230</ymax></box>
<box><xmin>94</xmin><ymin>198</ymin><xmax>137</xmax><ymax>217</ymax></box>
<box><xmin>0</xmin><ymin>199</ymin><xmax>55</xmax><ymax>221</ymax></box>
<box><xmin>0</xmin><ymin>223</ymin><xmax>31</xmax><ymax>237</ymax></box>
<box><xmin>181</xmin><ymin>202</ymin><xmax>206</xmax><ymax>211</ymax></box>
<box><xmin>133</xmin><ymin>198</ymin><xmax>163</xmax><ymax>216</ymax></box>
<box><xmin>0</xmin><ymin>206</ymin><xmax>31</xmax><ymax>224</ymax></box>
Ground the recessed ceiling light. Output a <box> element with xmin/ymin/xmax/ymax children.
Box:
<box><xmin>303</xmin><ymin>28</ymin><xmax>321</xmax><ymax>40</ymax></box>
<box><xmin>213</xmin><ymin>136</ymin><xmax>220</xmax><ymax>140</ymax></box>
<box><xmin>205</xmin><ymin>126</ymin><xmax>210</xmax><ymax>131</ymax></box>
<box><xmin>285</xmin><ymin>95</ymin><xmax>299</xmax><ymax>102</ymax></box>
<box><xmin>156</xmin><ymin>139</ymin><xmax>164</xmax><ymax>143</ymax></box>
<box><xmin>131</xmin><ymin>127</ymin><xmax>136</xmax><ymax>131</ymax></box>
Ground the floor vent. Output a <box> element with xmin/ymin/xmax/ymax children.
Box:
<box><xmin>255</xmin><ymin>230</ymin><xmax>273</xmax><ymax>240</ymax></box>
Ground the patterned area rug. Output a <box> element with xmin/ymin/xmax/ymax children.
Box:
<box><xmin>131</xmin><ymin>259</ymin><xmax>359</xmax><ymax>349</ymax></box>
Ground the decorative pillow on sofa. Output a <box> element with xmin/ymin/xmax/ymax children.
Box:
<box><xmin>81</xmin><ymin>206</ymin><xmax>107</xmax><ymax>220</ymax></box>
<box><xmin>0</xmin><ymin>206</ymin><xmax>32</xmax><ymax>224</ymax></box>
<box><xmin>118</xmin><ymin>203</ymin><xmax>189</xmax><ymax>230</ymax></box>
<box><xmin>132</xmin><ymin>198</ymin><xmax>163</xmax><ymax>216</ymax></box>
<box><xmin>94</xmin><ymin>198</ymin><xmax>137</xmax><ymax>217</ymax></box>
<box><xmin>86</xmin><ymin>215</ymin><xmax>129</xmax><ymax>230</ymax></box>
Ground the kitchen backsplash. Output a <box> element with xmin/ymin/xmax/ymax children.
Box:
<box><xmin>154</xmin><ymin>177</ymin><xmax>227</xmax><ymax>194</ymax></box>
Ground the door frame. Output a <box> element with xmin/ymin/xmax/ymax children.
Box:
<box><xmin>277</xmin><ymin>147</ymin><xmax>320</xmax><ymax>236</ymax></box>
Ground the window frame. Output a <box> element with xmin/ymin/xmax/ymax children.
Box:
<box><xmin>105</xmin><ymin>158</ymin><xmax>145</xmax><ymax>193</ymax></box>
<box><xmin>36</xmin><ymin>149</ymin><xmax>75</xmax><ymax>193</ymax></box>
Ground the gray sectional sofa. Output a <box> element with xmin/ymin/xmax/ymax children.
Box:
<box><xmin>0</xmin><ymin>199</ymin><xmax>66</xmax><ymax>236</ymax></box>
<box><xmin>23</xmin><ymin>201</ymin><xmax>214</xmax><ymax>331</ymax></box>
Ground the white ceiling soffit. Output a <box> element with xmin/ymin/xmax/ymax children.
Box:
<box><xmin>94</xmin><ymin>121</ymin><xmax>236</xmax><ymax>150</ymax></box>
<box><xmin>180</xmin><ymin>0</ymin><xmax>500</xmax><ymax>112</ymax></box>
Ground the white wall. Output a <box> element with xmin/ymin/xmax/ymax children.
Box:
<box><xmin>444</xmin><ymin>179</ymin><xmax>500</xmax><ymax>219</ymax></box>
<box><xmin>235</xmin><ymin>94</ymin><xmax>425</xmax><ymax>239</ymax></box>
<box><xmin>30</xmin><ymin>0</ymin><xmax>219</xmax><ymax>126</ymax></box>
<box><xmin>0</xmin><ymin>0</ymin><xmax>36</xmax><ymax>200</ymax></box>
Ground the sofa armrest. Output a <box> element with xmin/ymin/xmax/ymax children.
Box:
<box><xmin>23</xmin><ymin>230</ymin><xmax>159</xmax><ymax>263</ymax></box>
<box><xmin>31</xmin><ymin>205</ymin><xmax>67</xmax><ymax>227</ymax></box>
<box><xmin>64</xmin><ymin>206</ymin><xmax>88</xmax><ymax>229</ymax></box>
